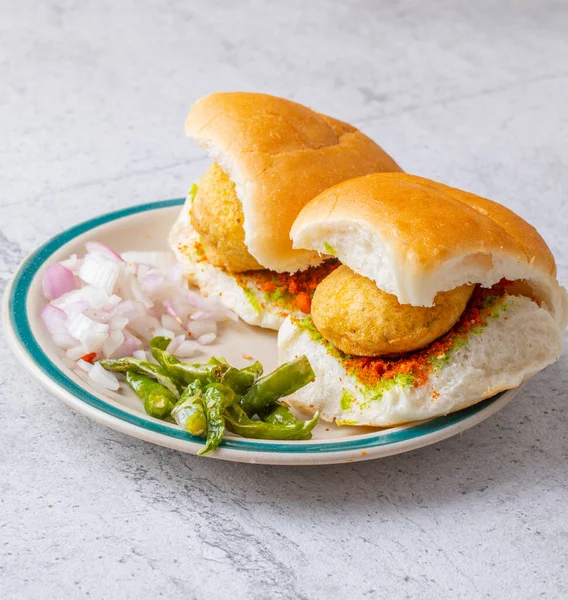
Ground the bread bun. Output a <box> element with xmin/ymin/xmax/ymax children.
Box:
<box><xmin>278</xmin><ymin>293</ymin><xmax>564</xmax><ymax>426</ymax></box>
<box><xmin>185</xmin><ymin>92</ymin><xmax>402</xmax><ymax>273</ymax></box>
<box><xmin>291</xmin><ymin>173</ymin><xmax>568</xmax><ymax>328</ymax></box>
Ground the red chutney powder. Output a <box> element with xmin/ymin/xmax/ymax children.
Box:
<box><xmin>236</xmin><ymin>260</ymin><xmax>340</xmax><ymax>314</ymax></box>
<box><xmin>296</xmin><ymin>281</ymin><xmax>513</xmax><ymax>389</ymax></box>
<box><xmin>178</xmin><ymin>237</ymin><xmax>338</xmax><ymax>314</ymax></box>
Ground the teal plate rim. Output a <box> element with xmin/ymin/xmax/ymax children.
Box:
<box><xmin>6</xmin><ymin>198</ymin><xmax>507</xmax><ymax>456</ymax></box>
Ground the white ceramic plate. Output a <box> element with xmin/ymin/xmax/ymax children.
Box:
<box><xmin>3</xmin><ymin>199</ymin><xmax>522</xmax><ymax>465</ymax></box>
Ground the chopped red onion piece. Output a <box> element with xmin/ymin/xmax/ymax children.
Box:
<box><xmin>41</xmin><ymin>305</ymin><xmax>68</xmax><ymax>334</ymax></box>
<box><xmin>140</xmin><ymin>273</ymin><xmax>164</xmax><ymax>296</ymax></box>
<box><xmin>85</xmin><ymin>241</ymin><xmax>124</xmax><ymax>261</ymax></box>
<box><xmin>114</xmin><ymin>336</ymin><xmax>140</xmax><ymax>358</ymax></box>
<box><xmin>42</xmin><ymin>263</ymin><xmax>76</xmax><ymax>300</ymax></box>
<box><xmin>163</xmin><ymin>300</ymin><xmax>178</xmax><ymax>318</ymax></box>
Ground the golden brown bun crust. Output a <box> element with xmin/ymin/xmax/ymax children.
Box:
<box><xmin>293</xmin><ymin>172</ymin><xmax>556</xmax><ymax>278</ymax></box>
<box><xmin>311</xmin><ymin>266</ymin><xmax>474</xmax><ymax>356</ymax></box>
<box><xmin>185</xmin><ymin>92</ymin><xmax>402</xmax><ymax>272</ymax></box>
<box><xmin>191</xmin><ymin>163</ymin><xmax>263</xmax><ymax>272</ymax></box>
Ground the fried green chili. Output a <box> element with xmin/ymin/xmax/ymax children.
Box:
<box><xmin>225</xmin><ymin>404</ymin><xmax>319</xmax><ymax>440</ymax></box>
<box><xmin>199</xmin><ymin>384</ymin><xmax>236</xmax><ymax>456</ymax></box>
<box><xmin>239</xmin><ymin>356</ymin><xmax>315</xmax><ymax>417</ymax></box>
<box><xmin>171</xmin><ymin>383</ymin><xmax>207</xmax><ymax>436</ymax></box>
<box><xmin>125</xmin><ymin>371</ymin><xmax>178</xmax><ymax>419</ymax></box>
<box><xmin>101</xmin><ymin>357</ymin><xmax>181</xmax><ymax>398</ymax></box>
<box><xmin>103</xmin><ymin>336</ymin><xmax>318</xmax><ymax>455</ymax></box>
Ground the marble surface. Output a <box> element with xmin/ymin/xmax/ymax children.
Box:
<box><xmin>1</xmin><ymin>1</ymin><xmax>568</xmax><ymax>598</ymax></box>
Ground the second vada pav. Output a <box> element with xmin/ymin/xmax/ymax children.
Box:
<box><xmin>278</xmin><ymin>173</ymin><xmax>568</xmax><ymax>427</ymax></box>
<box><xmin>169</xmin><ymin>92</ymin><xmax>401</xmax><ymax>330</ymax></box>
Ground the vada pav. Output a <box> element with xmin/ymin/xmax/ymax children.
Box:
<box><xmin>278</xmin><ymin>173</ymin><xmax>568</xmax><ymax>426</ymax></box>
<box><xmin>169</xmin><ymin>92</ymin><xmax>401</xmax><ymax>329</ymax></box>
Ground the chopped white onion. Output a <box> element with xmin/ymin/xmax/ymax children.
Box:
<box><xmin>80</xmin><ymin>330</ymin><xmax>109</xmax><ymax>354</ymax></box>
<box><xmin>175</xmin><ymin>340</ymin><xmax>199</xmax><ymax>357</ymax></box>
<box><xmin>79</xmin><ymin>254</ymin><xmax>120</xmax><ymax>295</ymax></box>
<box><xmin>166</xmin><ymin>263</ymin><xmax>184</xmax><ymax>284</ymax></box>
<box><xmin>77</xmin><ymin>359</ymin><xmax>93</xmax><ymax>372</ymax></box>
<box><xmin>88</xmin><ymin>362</ymin><xmax>120</xmax><ymax>391</ymax></box>
<box><xmin>111</xmin><ymin>300</ymin><xmax>145</xmax><ymax>321</ymax></box>
<box><xmin>52</xmin><ymin>333</ymin><xmax>78</xmax><ymax>349</ymax></box>
<box><xmin>161</xmin><ymin>314</ymin><xmax>185</xmax><ymax>335</ymax></box>
<box><xmin>188</xmin><ymin>320</ymin><xmax>217</xmax><ymax>339</ymax></box>
<box><xmin>140</xmin><ymin>273</ymin><xmax>164</xmax><ymax>296</ymax></box>
<box><xmin>60</xmin><ymin>300</ymin><xmax>90</xmax><ymax>319</ymax></box>
<box><xmin>109</xmin><ymin>315</ymin><xmax>129</xmax><ymax>330</ymax></box>
<box><xmin>128</xmin><ymin>277</ymin><xmax>153</xmax><ymax>309</ymax></box>
<box><xmin>163</xmin><ymin>299</ymin><xmax>178</xmax><ymax>318</ymax></box>
<box><xmin>128</xmin><ymin>316</ymin><xmax>161</xmax><ymax>340</ymax></box>
<box><xmin>67</xmin><ymin>313</ymin><xmax>108</xmax><ymax>340</ymax></box>
<box><xmin>102</xmin><ymin>330</ymin><xmax>125</xmax><ymax>358</ymax></box>
<box><xmin>121</xmin><ymin>251</ymin><xmax>174</xmax><ymax>271</ymax></box>
<box><xmin>66</xmin><ymin>345</ymin><xmax>87</xmax><ymax>360</ymax></box>
<box><xmin>59</xmin><ymin>254</ymin><xmax>82</xmax><ymax>274</ymax></box>
<box><xmin>153</xmin><ymin>327</ymin><xmax>176</xmax><ymax>340</ymax></box>
<box><xmin>197</xmin><ymin>333</ymin><xmax>216</xmax><ymax>346</ymax></box>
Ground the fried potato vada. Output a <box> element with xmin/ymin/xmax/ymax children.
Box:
<box><xmin>311</xmin><ymin>266</ymin><xmax>475</xmax><ymax>356</ymax></box>
<box><xmin>190</xmin><ymin>162</ymin><xmax>263</xmax><ymax>272</ymax></box>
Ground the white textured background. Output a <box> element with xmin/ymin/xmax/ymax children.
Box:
<box><xmin>1</xmin><ymin>1</ymin><xmax>567</xmax><ymax>598</ymax></box>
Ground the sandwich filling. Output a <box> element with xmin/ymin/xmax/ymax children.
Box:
<box><xmin>190</xmin><ymin>163</ymin><xmax>263</xmax><ymax>272</ymax></box>
<box><xmin>174</xmin><ymin>170</ymin><xmax>339</xmax><ymax>320</ymax></box>
<box><xmin>290</xmin><ymin>280</ymin><xmax>514</xmax><ymax>400</ymax></box>
<box><xmin>311</xmin><ymin>265</ymin><xmax>475</xmax><ymax>356</ymax></box>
